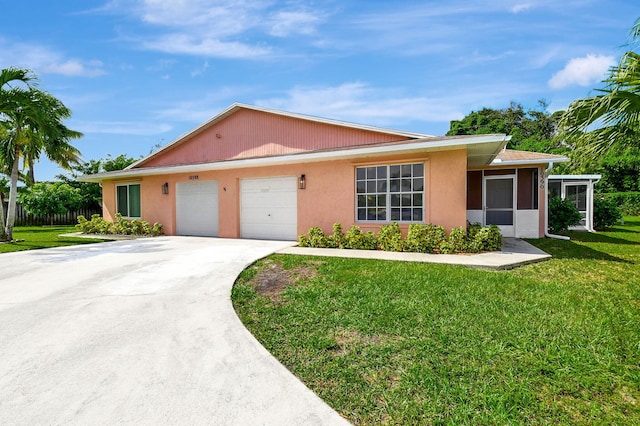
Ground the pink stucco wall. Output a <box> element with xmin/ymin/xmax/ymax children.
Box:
<box><xmin>101</xmin><ymin>149</ymin><xmax>469</xmax><ymax>237</ymax></box>
<box><xmin>139</xmin><ymin>109</ymin><xmax>416</xmax><ymax>168</ymax></box>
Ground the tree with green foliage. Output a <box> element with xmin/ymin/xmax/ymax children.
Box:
<box><xmin>559</xmin><ymin>18</ymin><xmax>640</xmax><ymax>167</ymax></box>
<box><xmin>596</xmin><ymin>146</ymin><xmax>640</xmax><ymax>192</ymax></box>
<box><xmin>0</xmin><ymin>67</ymin><xmax>82</xmax><ymax>240</ymax></box>
<box><xmin>18</xmin><ymin>182</ymin><xmax>82</xmax><ymax>225</ymax></box>
<box><xmin>447</xmin><ymin>100</ymin><xmax>566</xmax><ymax>154</ymax></box>
<box><xmin>0</xmin><ymin>67</ymin><xmax>37</xmax><ymax>240</ymax></box>
<box><xmin>57</xmin><ymin>154</ymin><xmax>139</xmax><ymax>210</ymax></box>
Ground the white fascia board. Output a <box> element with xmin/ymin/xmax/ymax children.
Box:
<box><xmin>80</xmin><ymin>134</ymin><xmax>508</xmax><ymax>183</ymax></box>
<box><xmin>548</xmin><ymin>174</ymin><xmax>602</xmax><ymax>180</ymax></box>
<box><xmin>491</xmin><ymin>156</ymin><xmax>570</xmax><ymax>166</ymax></box>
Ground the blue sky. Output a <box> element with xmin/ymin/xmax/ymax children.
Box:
<box><xmin>1</xmin><ymin>1</ymin><xmax>637</xmax><ymax>181</ymax></box>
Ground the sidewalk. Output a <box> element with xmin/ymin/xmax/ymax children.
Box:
<box><xmin>277</xmin><ymin>238</ymin><xmax>550</xmax><ymax>270</ymax></box>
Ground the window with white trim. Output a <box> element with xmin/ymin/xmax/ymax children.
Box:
<box><xmin>356</xmin><ymin>163</ymin><xmax>424</xmax><ymax>222</ymax></box>
<box><xmin>116</xmin><ymin>183</ymin><xmax>141</xmax><ymax>218</ymax></box>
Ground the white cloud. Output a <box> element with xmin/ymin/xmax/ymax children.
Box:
<box><xmin>72</xmin><ymin>120</ymin><xmax>172</xmax><ymax>135</ymax></box>
<box><xmin>141</xmin><ymin>34</ymin><xmax>271</xmax><ymax>58</ymax></box>
<box><xmin>255</xmin><ymin>82</ymin><xmax>465</xmax><ymax>127</ymax></box>
<box><xmin>511</xmin><ymin>3</ymin><xmax>533</xmax><ymax>13</ymax></box>
<box><xmin>267</xmin><ymin>11</ymin><xmax>324</xmax><ymax>37</ymax></box>
<box><xmin>102</xmin><ymin>0</ymin><xmax>325</xmax><ymax>58</ymax></box>
<box><xmin>548</xmin><ymin>54</ymin><xmax>615</xmax><ymax>89</ymax></box>
<box><xmin>0</xmin><ymin>39</ymin><xmax>105</xmax><ymax>77</ymax></box>
<box><xmin>152</xmin><ymin>86</ymin><xmax>254</xmax><ymax>122</ymax></box>
<box><xmin>43</xmin><ymin>59</ymin><xmax>106</xmax><ymax>77</ymax></box>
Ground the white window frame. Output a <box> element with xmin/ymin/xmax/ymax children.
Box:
<box><xmin>355</xmin><ymin>162</ymin><xmax>425</xmax><ymax>223</ymax></box>
<box><xmin>116</xmin><ymin>183</ymin><xmax>141</xmax><ymax>218</ymax></box>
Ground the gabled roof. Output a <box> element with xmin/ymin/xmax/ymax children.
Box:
<box><xmin>490</xmin><ymin>149</ymin><xmax>569</xmax><ymax>166</ymax></box>
<box><xmin>127</xmin><ymin>103</ymin><xmax>435</xmax><ymax>170</ymax></box>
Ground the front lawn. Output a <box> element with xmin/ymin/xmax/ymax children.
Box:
<box><xmin>232</xmin><ymin>218</ymin><xmax>640</xmax><ymax>424</ymax></box>
<box><xmin>0</xmin><ymin>226</ymin><xmax>107</xmax><ymax>253</ymax></box>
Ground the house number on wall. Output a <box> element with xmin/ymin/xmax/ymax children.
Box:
<box><xmin>189</xmin><ymin>175</ymin><xmax>199</xmax><ymax>180</ymax></box>
<box><xmin>539</xmin><ymin>176</ymin><xmax>545</xmax><ymax>190</ymax></box>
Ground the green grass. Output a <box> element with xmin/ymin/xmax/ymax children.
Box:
<box><xmin>0</xmin><ymin>226</ymin><xmax>108</xmax><ymax>253</ymax></box>
<box><xmin>232</xmin><ymin>217</ymin><xmax>640</xmax><ymax>425</ymax></box>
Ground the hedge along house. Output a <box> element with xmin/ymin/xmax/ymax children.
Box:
<box><xmin>81</xmin><ymin>103</ymin><xmax>569</xmax><ymax>240</ymax></box>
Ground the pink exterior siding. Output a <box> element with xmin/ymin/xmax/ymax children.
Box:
<box><xmin>139</xmin><ymin>109</ymin><xmax>415</xmax><ymax>168</ymax></box>
<box><xmin>102</xmin><ymin>149</ymin><xmax>469</xmax><ymax>237</ymax></box>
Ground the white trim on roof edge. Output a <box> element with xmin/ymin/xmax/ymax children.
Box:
<box><xmin>548</xmin><ymin>174</ymin><xmax>601</xmax><ymax>180</ymax></box>
<box><xmin>490</xmin><ymin>156</ymin><xmax>570</xmax><ymax>166</ymax></box>
<box><xmin>81</xmin><ymin>134</ymin><xmax>509</xmax><ymax>183</ymax></box>
<box><xmin>126</xmin><ymin>103</ymin><xmax>435</xmax><ymax>170</ymax></box>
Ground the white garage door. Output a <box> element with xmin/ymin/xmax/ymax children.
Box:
<box><xmin>176</xmin><ymin>180</ymin><xmax>219</xmax><ymax>237</ymax></box>
<box><xmin>240</xmin><ymin>176</ymin><xmax>297</xmax><ymax>240</ymax></box>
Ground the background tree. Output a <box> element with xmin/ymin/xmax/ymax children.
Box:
<box><xmin>447</xmin><ymin>100</ymin><xmax>566</xmax><ymax>154</ymax></box>
<box><xmin>558</xmin><ymin>18</ymin><xmax>640</xmax><ymax>167</ymax></box>
<box><xmin>18</xmin><ymin>182</ymin><xmax>82</xmax><ymax>225</ymax></box>
<box><xmin>57</xmin><ymin>154</ymin><xmax>139</xmax><ymax>210</ymax></box>
<box><xmin>0</xmin><ymin>68</ymin><xmax>82</xmax><ymax>240</ymax></box>
<box><xmin>0</xmin><ymin>67</ymin><xmax>37</xmax><ymax>240</ymax></box>
<box><xmin>596</xmin><ymin>146</ymin><xmax>640</xmax><ymax>192</ymax></box>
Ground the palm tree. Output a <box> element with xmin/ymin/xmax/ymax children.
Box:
<box><xmin>559</xmin><ymin>19</ymin><xmax>640</xmax><ymax>167</ymax></box>
<box><xmin>0</xmin><ymin>80</ymin><xmax>82</xmax><ymax>240</ymax></box>
<box><xmin>0</xmin><ymin>67</ymin><xmax>37</xmax><ymax>240</ymax></box>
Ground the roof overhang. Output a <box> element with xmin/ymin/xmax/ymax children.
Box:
<box><xmin>80</xmin><ymin>134</ymin><xmax>509</xmax><ymax>183</ymax></box>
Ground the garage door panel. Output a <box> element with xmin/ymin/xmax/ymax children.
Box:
<box><xmin>240</xmin><ymin>177</ymin><xmax>297</xmax><ymax>241</ymax></box>
<box><xmin>176</xmin><ymin>181</ymin><xmax>219</xmax><ymax>237</ymax></box>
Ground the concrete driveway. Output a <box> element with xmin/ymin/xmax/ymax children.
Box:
<box><xmin>0</xmin><ymin>237</ymin><xmax>350</xmax><ymax>425</ymax></box>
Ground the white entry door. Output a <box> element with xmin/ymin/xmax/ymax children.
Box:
<box><xmin>176</xmin><ymin>180</ymin><xmax>219</xmax><ymax>237</ymax></box>
<box><xmin>484</xmin><ymin>175</ymin><xmax>516</xmax><ymax>237</ymax></box>
<box><xmin>240</xmin><ymin>176</ymin><xmax>297</xmax><ymax>240</ymax></box>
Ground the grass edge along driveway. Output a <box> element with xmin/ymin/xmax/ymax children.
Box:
<box><xmin>0</xmin><ymin>226</ymin><xmax>107</xmax><ymax>253</ymax></box>
<box><xmin>232</xmin><ymin>217</ymin><xmax>640</xmax><ymax>425</ymax></box>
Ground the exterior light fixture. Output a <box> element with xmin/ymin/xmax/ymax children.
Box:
<box><xmin>162</xmin><ymin>182</ymin><xmax>169</xmax><ymax>195</ymax></box>
<box><xmin>299</xmin><ymin>174</ymin><xmax>306</xmax><ymax>189</ymax></box>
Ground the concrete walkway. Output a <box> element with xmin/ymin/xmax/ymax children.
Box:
<box><xmin>0</xmin><ymin>237</ymin><xmax>350</xmax><ymax>426</ymax></box>
<box><xmin>278</xmin><ymin>238</ymin><xmax>550</xmax><ymax>270</ymax></box>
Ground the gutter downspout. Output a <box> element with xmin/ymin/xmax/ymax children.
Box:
<box><xmin>544</xmin><ymin>161</ymin><xmax>570</xmax><ymax>240</ymax></box>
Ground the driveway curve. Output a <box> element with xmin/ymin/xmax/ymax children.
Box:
<box><xmin>0</xmin><ymin>237</ymin><xmax>350</xmax><ymax>425</ymax></box>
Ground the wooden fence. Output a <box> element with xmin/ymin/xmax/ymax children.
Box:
<box><xmin>2</xmin><ymin>202</ymin><xmax>102</xmax><ymax>227</ymax></box>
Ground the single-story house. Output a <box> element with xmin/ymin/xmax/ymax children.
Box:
<box><xmin>81</xmin><ymin>103</ymin><xmax>571</xmax><ymax>240</ymax></box>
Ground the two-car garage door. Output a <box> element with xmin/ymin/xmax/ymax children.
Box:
<box><xmin>240</xmin><ymin>176</ymin><xmax>297</xmax><ymax>241</ymax></box>
<box><xmin>175</xmin><ymin>176</ymin><xmax>297</xmax><ymax>240</ymax></box>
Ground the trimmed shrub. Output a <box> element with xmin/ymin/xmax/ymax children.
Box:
<box><xmin>344</xmin><ymin>225</ymin><xmax>378</xmax><ymax>250</ymax></box>
<box><xmin>475</xmin><ymin>225</ymin><xmax>502</xmax><ymax>252</ymax></box>
<box><xmin>76</xmin><ymin>214</ymin><xmax>112</xmax><ymax>234</ymax></box>
<box><xmin>298</xmin><ymin>234</ymin><xmax>310</xmax><ymax>247</ymax></box>
<box><xmin>548</xmin><ymin>197</ymin><xmax>582</xmax><ymax>234</ymax></box>
<box><xmin>298</xmin><ymin>222</ymin><xmax>502</xmax><ymax>253</ymax></box>
<box><xmin>404</xmin><ymin>224</ymin><xmax>447</xmax><ymax>253</ymax></box>
<box><xmin>447</xmin><ymin>226</ymin><xmax>469</xmax><ymax>253</ymax></box>
<box><xmin>330</xmin><ymin>223</ymin><xmax>347</xmax><ymax>249</ymax></box>
<box><xmin>76</xmin><ymin>214</ymin><xmax>163</xmax><ymax>236</ymax></box>
<box><xmin>378</xmin><ymin>222</ymin><xmax>403</xmax><ymax>252</ymax></box>
<box><xmin>307</xmin><ymin>227</ymin><xmax>331</xmax><ymax>248</ymax></box>
<box><xmin>594</xmin><ymin>197</ymin><xmax>622</xmax><ymax>231</ymax></box>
